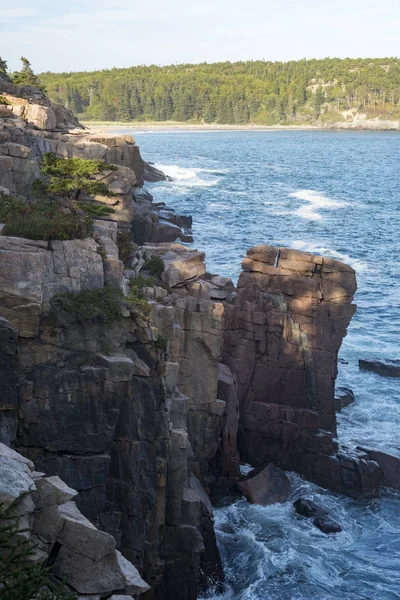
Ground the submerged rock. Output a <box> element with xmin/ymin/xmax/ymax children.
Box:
<box><xmin>334</xmin><ymin>386</ymin><xmax>355</xmax><ymax>411</ymax></box>
<box><xmin>236</xmin><ymin>464</ymin><xmax>291</xmax><ymax>506</ymax></box>
<box><xmin>359</xmin><ymin>359</ymin><xmax>400</xmax><ymax>378</ymax></box>
<box><xmin>294</xmin><ymin>497</ymin><xmax>342</xmax><ymax>534</ymax></box>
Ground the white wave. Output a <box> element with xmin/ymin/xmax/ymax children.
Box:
<box><xmin>155</xmin><ymin>164</ymin><xmax>226</xmax><ymax>188</ymax></box>
<box><xmin>289</xmin><ymin>189</ymin><xmax>348</xmax><ymax>221</ymax></box>
<box><xmin>288</xmin><ymin>240</ymin><xmax>368</xmax><ymax>272</ymax></box>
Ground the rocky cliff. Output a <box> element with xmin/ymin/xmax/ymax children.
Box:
<box><xmin>0</xmin><ymin>81</ymin><xmax>387</xmax><ymax>599</ymax></box>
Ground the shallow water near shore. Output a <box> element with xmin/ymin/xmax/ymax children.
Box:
<box><xmin>116</xmin><ymin>129</ymin><xmax>400</xmax><ymax>599</ymax></box>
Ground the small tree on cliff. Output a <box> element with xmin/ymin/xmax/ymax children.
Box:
<box><xmin>11</xmin><ymin>57</ymin><xmax>46</xmax><ymax>91</ymax></box>
<box><xmin>33</xmin><ymin>153</ymin><xmax>118</xmax><ymax>202</ymax></box>
<box><xmin>0</xmin><ymin>56</ymin><xmax>10</xmax><ymax>82</ymax></box>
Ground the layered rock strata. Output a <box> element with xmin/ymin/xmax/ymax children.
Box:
<box><xmin>222</xmin><ymin>245</ymin><xmax>382</xmax><ymax>497</ymax></box>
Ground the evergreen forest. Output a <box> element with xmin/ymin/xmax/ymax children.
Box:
<box><xmin>33</xmin><ymin>58</ymin><xmax>400</xmax><ymax>124</ymax></box>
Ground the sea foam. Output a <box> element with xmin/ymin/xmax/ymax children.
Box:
<box><xmin>289</xmin><ymin>189</ymin><xmax>348</xmax><ymax>221</ymax></box>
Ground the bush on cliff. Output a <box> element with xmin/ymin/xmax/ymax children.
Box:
<box><xmin>51</xmin><ymin>286</ymin><xmax>123</xmax><ymax>323</ymax></box>
<box><xmin>0</xmin><ymin>502</ymin><xmax>76</xmax><ymax>600</ymax></box>
<box><xmin>0</xmin><ymin>192</ymin><xmax>91</xmax><ymax>241</ymax></box>
<box><xmin>144</xmin><ymin>255</ymin><xmax>165</xmax><ymax>278</ymax></box>
<box><xmin>33</xmin><ymin>153</ymin><xmax>118</xmax><ymax>202</ymax></box>
<box><xmin>126</xmin><ymin>277</ymin><xmax>151</xmax><ymax>316</ymax></box>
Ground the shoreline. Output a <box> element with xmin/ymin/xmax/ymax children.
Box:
<box><xmin>83</xmin><ymin>121</ymin><xmax>400</xmax><ymax>133</ymax></box>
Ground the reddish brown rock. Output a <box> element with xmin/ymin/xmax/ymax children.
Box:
<box><xmin>223</xmin><ymin>244</ymin><xmax>381</xmax><ymax>497</ymax></box>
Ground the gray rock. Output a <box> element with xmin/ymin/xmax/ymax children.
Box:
<box><xmin>0</xmin><ymin>456</ymin><xmax>36</xmax><ymax>505</ymax></box>
<box><xmin>116</xmin><ymin>551</ymin><xmax>150</xmax><ymax>595</ymax></box>
<box><xmin>32</xmin><ymin>476</ymin><xmax>78</xmax><ymax>510</ymax></box>
<box><xmin>0</xmin><ymin>441</ymin><xmax>34</xmax><ymax>469</ymax></box>
<box><xmin>57</xmin><ymin>501</ymin><xmax>116</xmax><ymax>561</ymax></box>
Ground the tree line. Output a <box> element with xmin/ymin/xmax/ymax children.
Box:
<box><xmin>3</xmin><ymin>56</ymin><xmax>400</xmax><ymax>124</ymax></box>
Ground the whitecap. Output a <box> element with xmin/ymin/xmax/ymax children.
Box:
<box><xmin>289</xmin><ymin>189</ymin><xmax>348</xmax><ymax>221</ymax></box>
<box><xmin>155</xmin><ymin>164</ymin><xmax>223</xmax><ymax>188</ymax></box>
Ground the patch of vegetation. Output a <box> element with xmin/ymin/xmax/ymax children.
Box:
<box><xmin>117</xmin><ymin>232</ymin><xmax>136</xmax><ymax>265</ymax></box>
<box><xmin>0</xmin><ymin>192</ymin><xmax>91</xmax><ymax>241</ymax></box>
<box><xmin>51</xmin><ymin>286</ymin><xmax>123</xmax><ymax>323</ymax></box>
<box><xmin>10</xmin><ymin>56</ymin><xmax>46</xmax><ymax>92</ymax></box>
<box><xmin>97</xmin><ymin>247</ymin><xmax>107</xmax><ymax>259</ymax></box>
<box><xmin>144</xmin><ymin>255</ymin><xmax>165</xmax><ymax>278</ymax></box>
<box><xmin>155</xmin><ymin>335</ymin><xmax>168</xmax><ymax>351</ymax></box>
<box><xmin>0</xmin><ymin>501</ymin><xmax>77</xmax><ymax>600</ymax></box>
<box><xmin>32</xmin><ymin>153</ymin><xmax>118</xmax><ymax>202</ymax></box>
<box><xmin>126</xmin><ymin>277</ymin><xmax>151</xmax><ymax>316</ymax></box>
<box><xmin>0</xmin><ymin>95</ymin><xmax>10</xmax><ymax>105</ymax></box>
<box><xmin>78</xmin><ymin>202</ymin><xmax>115</xmax><ymax>217</ymax></box>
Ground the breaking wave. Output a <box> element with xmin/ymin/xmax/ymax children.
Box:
<box><xmin>289</xmin><ymin>189</ymin><xmax>348</xmax><ymax>221</ymax></box>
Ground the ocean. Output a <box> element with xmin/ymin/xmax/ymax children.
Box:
<box><xmin>117</xmin><ymin>129</ymin><xmax>400</xmax><ymax>600</ymax></box>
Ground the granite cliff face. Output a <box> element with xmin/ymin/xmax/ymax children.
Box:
<box><xmin>0</xmin><ymin>81</ymin><xmax>388</xmax><ymax>599</ymax></box>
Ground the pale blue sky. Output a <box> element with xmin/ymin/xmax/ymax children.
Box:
<box><xmin>1</xmin><ymin>0</ymin><xmax>399</xmax><ymax>73</ymax></box>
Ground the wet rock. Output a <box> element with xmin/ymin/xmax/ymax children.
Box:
<box><xmin>314</xmin><ymin>515</ymin><xmax>342</xmax><ymax>534</ymax></box>
<box><xmin>359</xmin><ymin>448</ymin><xmax>400</xmax><ymax>490</ymax></box>
<box><xmin>334</xmin><ymin>386</ymin><xmax>355</xmax><ymax>411</ymax></box>
<box><xmin>293</xmin><ymin>497</ymin><xmax>342</xmax><ymax>534</ymax></box>
<box><xmin>236</xmin><ymin>464</ymin><xmax>291</xmax><ymax>506</ymax></box>
<box><xmin>143</xmin><ymin>161</ymin><xmax>169</xmax><ymax>182</ymax></box>
<box><xmin>359</xmin><ymin>359</ymin><xmax>400</xmax><ymax>378</ymax></box>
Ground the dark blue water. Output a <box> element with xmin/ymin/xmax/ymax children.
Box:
<box><xmin>117</xmin><ymin>129</ymin><xmax>400</xmax><ymax>599</ymax></box>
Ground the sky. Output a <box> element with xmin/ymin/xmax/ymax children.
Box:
<box><xmin>1</xmin><ymin>0</ymin><xmax>400</xmax><ymax>73</ymax></box>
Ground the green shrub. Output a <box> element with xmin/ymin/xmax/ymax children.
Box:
<box><xmin>0</xmin><ymin>95</ymin><xmax>10</xmax><ymax>105</ymax></box>
<box><xmin>144</xmin><ymin>255</ymin><xmax>164</xmax><ymax>278</ymax></box>
<box><xmin>117</xmin><ymin>232</ymin><xmax>136</xmax><ymax>265</ymax></box>
<box><xmin>126</xmin><ymin>277</ymin><xmax>150</xmax><ymax>316</ymax></box>
<box><xmin>0</xmin><ymin>193</ymin><xmax>91</xmax><ymax>240</ymax></box>
<box><xmin>78</xmin><ymin>202</ymin><xmax>115</xmax><ymax>217</ymax></box>
<box><xmin>155</xmin><ymin>335</ymin><xmax>168</xmax><ymax>351</ymax></box>
<box><xmin>52</xmin><ymin>286</ymin><xmax>122</xmax><ymax>323</ymax></box>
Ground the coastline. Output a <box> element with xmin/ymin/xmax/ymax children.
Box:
<box><xmin>83</xmin><ymin>120</ymin><xmax>400</xmax><ymax>133</ymax></box>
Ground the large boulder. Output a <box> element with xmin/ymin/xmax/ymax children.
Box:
<box><xmin>161</xmin><ymin>246</ymin><xmax>207</xmax><ymax>288</ymax></box>
<box><xmin>236</xmin><ymin>463</ymin><xmax>291</xmax><ymax>505</ymax></box>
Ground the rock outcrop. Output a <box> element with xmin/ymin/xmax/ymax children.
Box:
<box><xmin>222</xmin><ymin>245</ymin><xmax>382</xmax><ymax>497</ymax></box>
<box><xmin>0</xmin><ymin>442</ymin><xmax>149</xmax><ymax>598</ymax></box>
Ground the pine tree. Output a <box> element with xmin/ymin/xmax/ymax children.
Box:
<box><xmin>32</xmin><ymin>153</ymin><xmax>118</xmax><ymax>201</ymax></box>
<box><xmin>0</xmin><ymin>56</ymin><xmax>10</xmax><ymax>82</ymax></box>
<box><xmin>312</xmin><ymin>88</ymin><xmax>325</xmax><ymax>119</ymax></box>
<box><xmin>11</xmin><ymin>57</ymin><xmax>45</xmax><ymax>91</ymax></box>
